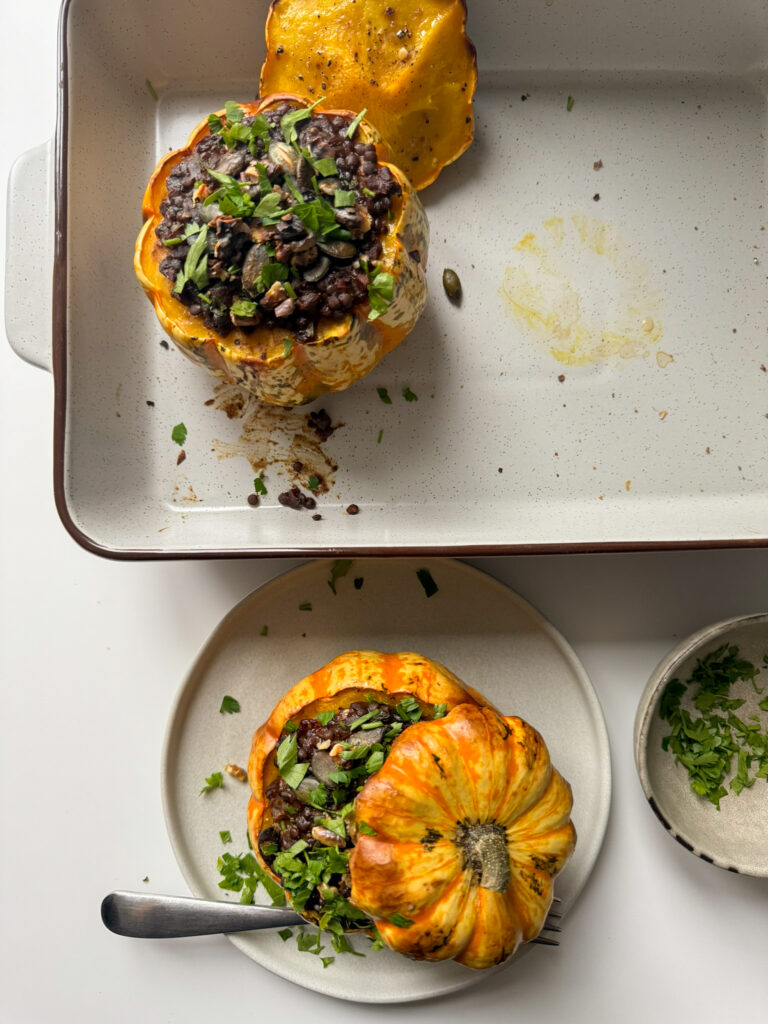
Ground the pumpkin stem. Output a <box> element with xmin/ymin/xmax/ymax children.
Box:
<box><xmin>455</xmin><ymin>823</ymin><xmax>510</xmax><ymax>893</ymax></box>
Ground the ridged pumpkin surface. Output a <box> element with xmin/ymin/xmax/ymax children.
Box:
<box><xmin>259</xmin><ymin>0</ymin><xmax>477</xmax><ymax>190</ymax></box>
<box><xmin>134</xmin><ymin>95</ymin><xmax>428</xmax><ymax>406</ymax></box>
<box><xmin>349</xmin><ymin>704</ymin><xmax>576</xmax><ymax>969</ymax></box>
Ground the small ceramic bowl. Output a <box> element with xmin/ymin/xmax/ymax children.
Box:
<box><xmin>634</xmin><ymin>613</ymin><xmax>768</xmax><ymax>877</ymax></box>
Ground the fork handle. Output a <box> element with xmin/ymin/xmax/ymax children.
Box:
<box><xmin>101</xmin><ymin>891</ymin><xmax>304</xmax><ymax>938</ymax></box>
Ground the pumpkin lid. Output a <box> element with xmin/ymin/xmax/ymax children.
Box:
<box><xmin>259</xmin><ymin>0</ymin><xmax>477</xmax><ymax>190</ymax></box>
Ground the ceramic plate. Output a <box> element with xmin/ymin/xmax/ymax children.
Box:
<box><xmin>162</xmin><ymin>558</ymin><xmax>611</xmax><ymax>1001</ymax></box>
<box><xmin>635</xmin><ymin>613</ymin><xmax>768</xmax><ymax>876</ymax></box>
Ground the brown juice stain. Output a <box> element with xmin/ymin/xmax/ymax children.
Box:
<box><xmin>172</xmin><ymin>479</ymin><xmax>201</xmax><ymax>504</ymax></box>
<box><xmin>208</xmin><ymin>383</ymin><xmax>338</xmax><ymax>487</ymax></box>
<box><xmin>500</xmin><ymin>215</ymin><xmax>668</xmax><ymax>367</ymax></box>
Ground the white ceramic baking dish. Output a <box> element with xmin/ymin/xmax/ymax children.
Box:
<box><xmin>6</xmin><ymin>0</ymin><xmax>768</xmax><ymax>558</ymax></box>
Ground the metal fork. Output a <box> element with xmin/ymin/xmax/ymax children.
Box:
<box><xmin>101</xmin><ymin>891</ymin><xmax>563</xmax><ymax>946</ymax></box>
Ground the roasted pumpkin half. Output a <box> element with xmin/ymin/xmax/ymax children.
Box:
<box><xmin>260</xmin><ymin>0</ymin><xmax>477</xmax><ymax>190</ymax></box>
<box><xmin>246</xmin><ymin>651</ymin><xmax>575</xmax><ymax>969</ymax></box>
<box><xmin>135</xmin><ymin>95</ymin><xmax>428</xmax><ymax>406</ymax></box>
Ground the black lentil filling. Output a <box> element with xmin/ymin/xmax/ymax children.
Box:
<box><xmin>259</xmin><ymin>697</ymin><xmax>442</xmax><ymax>919</ymax></box>
<box><xmin>155</xmin><ymin>101</ymin><xmax>402</xmax><ymax>341</ymax></box>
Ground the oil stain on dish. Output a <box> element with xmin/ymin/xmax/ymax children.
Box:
<box><xmin>500</xmin><ymin>215</ymin><xmax>668</xmax><ymax>367</ymax></box>
<box><xmin>208</xmin><ymin>383</ymin><xmax>339</xmax><ymax>488</ymax></box>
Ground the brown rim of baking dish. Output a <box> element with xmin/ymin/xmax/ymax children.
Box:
<box><xmin>50</xmin><ymin>0</ymin><xmax>768</xmax><ymax>560</ymax></box>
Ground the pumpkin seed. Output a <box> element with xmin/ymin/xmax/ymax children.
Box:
<box><xmin>442</xmin><ymin>267</ymin><xmax>462</xmax><ymax>301</ymax></box>
<box><xmin>303</xmin><ymin>255</ymin><xmax>330</xmax><ymax>282</ymax></box>
<box><xmin>241</xmin><ymin>243</ymin><xmax>270</xmax><ymax>294</ymax></box>
<box><xmin>296</xmin><ymin>154</ymin><xmax>314</xmax><ymax>189</ymax></box>
<box><xmin>268</xmin><ymin>141</ymin><xmax>297</xmax><ymax>174</ymax></box>
<box><xmin>317</xmin><ymin>239</ymin><xmax>357</xmax><ymax>259</ymax></box>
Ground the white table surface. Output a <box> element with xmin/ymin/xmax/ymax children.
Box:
<box><xmin>1</xmin><ymin>3</ymin><xmax>767</xmax><ymax>1022</ymax></box>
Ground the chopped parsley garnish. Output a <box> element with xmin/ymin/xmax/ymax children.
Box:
<box><xmin>281</xmin><ymin>97</ymin><xmax>324</xmax><ymax>146</ymax></box>
<box><xmin>261</xmin><ymin>625</ymin><xmax>269</xmax><ymax>636</ymax></box>
<box><xmin>389</xmin><ymin>914</ymin><xmax>414</xmax><ymax>928</ymax></box>
<box><xmin>276</xmin><ymin>733</ymin><xmax>310</xmax><ymax>790</ymax></box>
<box><xmin>566</xmin><ymin>95</ymin><xmax>575</xmax><ymax>112</ymax></box>
<box><xmin>376</xmin><ymin>387</ymin><xmax>392</xmax><ymax>405</ymax></box>
<box><xmin>299</xmin><ymin>601</ymin><xmax>312</xmax><ymax>611</ymax></box>
<box><xmin>209</xmin><ymin>105</ymin><xmax>270</xmax><ymax>152</ymax></box>
<box><xmin>334</xmin><ymin>189</ymin><xmax>357</xmax><ymax>208</ymax></box>
<box><xmin>416</xmin><ymin>568</ymin><xmax>438</xmax><ymax>598</ymax></box>
<box><xmin>317</xmin><ymin>711</ymin><xmax>335</xmax><ymax>726</ymax></box>
<box><xmin>354</xmin><ymin>577</ymin><xmax>364</xmax><ymax>590</ymax></box>
<box><xmin>231</xmin><ymin>298</ymin><xmax>258</xmax><ymax>317</ymax></box>
<box><xmin>402</xmin><ymin>386</ymin><xmax>418</xmax><ymax>402</ymax></box>
<box><xmin>173</xmin><ymin>224</ymin><xmax>209</xmax><ymax>294</ymax></box>
<box><xmin>659</xmin><ymin>643</ymin><xmax>768</xmax><ymax>808</ymax></box>
<box><xmin>348</xmin><ymin>709</ymin><xmax>381</xmax><ymax>731</ymax></box>
<box><xmin>254</xmin><ymin>262</ymin><xmax>289</xmax><ymax>293</ymax></box>
<box><xmin>376</xmin><ymin>429</ymin><xmax>383</xmax><ymax>444</ymax></box>
<box><xmin>290</xmin><ymin>198</ymin><xmax>338</xmax><ymax>236</ymax></box>
<box><xmin>278</xmin><ymin>928</ymin><xmax>293</xmax><ymax>941</ymax></box>
<box><xmin>203</xmin><ymin>171</ymin><xmax>256</xmax><ymax>218</ymax></box>
<box><xmin>224</xmin><ymin>100</ymin><xmax>243</xmax><ymax>123</ymax></box>
<box><xmin>366</xmin><ymin>270</ymin><xmax>395</xmax><ymax>321</ymax></box>
<box><xmin>346</xmin><ymin>108</ymin><xmax>367</xmax><ymax>139</ymax></box>
<box><xmin>200</xmin><ymin>771</ymin><xmax>223</xmax><ymax>794</ymax></box>
<box><xmin>253</xmin><ymin>474</ymin><xmax>267</xmax><ymax>495</ymax></box>
<box><xmin>433</xmin><ymin>703</ymin><xmax>448</xmax><ymax>719</ymax></box>
<box><xmin>217</xmin><ymin>851</ymin><xmax>286</xmax><ymax>905</ymax></box>
<box><xmin>251</xmin><ymin>192</ymin><xmax>284</xmax><ymax>221</ymax></box>
<box><xmin>308</xmin><ymin>475</ymin><xmax>320</xmax><ymax>491</ymax></box>
<box><xmin>357</xmin><ymin>821</ymin><xmax>377</xmax><ymax>836</ymax></box>
<box><xmin>219</xmin><ymin>695</ymin><xmax>241</xmax><ymax>714</ymax></box>
<box><xmin>145</xmin><ymin>79</ymin><xmax>158</xmax><ymax>101</ymax></box>
<box><xmin>219</xmin><ymin>830</ymin><xmax>232</xmax><ymax>844</ymax></box>
<box><xmin>162</xmin><ymin>222</ymin><xmax>201</xmax><ymax>247</ymax></box>
<box><xmin>282</xmin><ymin>720</ymin><xmax>299</xmax><ymax>733</ymax></box>
<box><xmin>282</xmin><ymin>338</ymin><xmax>294</xmax><ymax>357</ymax></box>
<box><xmin>171</xmin><ymin>422</ymin><xmax>187</xmax><ymax>446</ymax></box>
<box><xmin>395</xmin><ymin>696</ymin><xmax>423</xmax><ymax>723</ymax></box>
<box><xmin>328</xmin><ymin>558</ymin><xmax>353</xmax><ymax>594</ymax></box>
<box><xmin>312</xmin><ymin>157</ymin><xmax>338</xmax><ymax>177</ymax></box>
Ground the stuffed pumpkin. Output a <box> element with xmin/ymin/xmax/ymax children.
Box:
<box><xmin>246</xmin><ymin>651</ymin><xmax>576</xmax><ymax>969</ymax></box>
<box><xmin>135</xmin><ymin>95</ymin><xmax>428</xmax><ymax>406</ymax></box>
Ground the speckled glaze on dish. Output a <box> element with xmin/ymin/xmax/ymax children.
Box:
<box><xmin>6</xmin><ymin>0</ymin><xmax>768</xmax><ymax>556</ymax></box>
<box><xmin>162</xmin><ymin>558</ymin><xmax>611</xmax><ymax>1000</ymax></box>
<box><xmin>635</xmin><ymin>613</ymin><xmax>768</xmax><ymax>877</ymax></box>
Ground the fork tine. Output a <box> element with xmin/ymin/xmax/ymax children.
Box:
<box><xmin>546</xmin><ymin>910</ymin><xmax>562</xmax><ymax>919</ymax></box>
<box><xmin>532</xmin><ymin>935</ymin><xmax>559</xmax><ymax>946</ymax></box>
<box><xmin>551</xmin><ymin>896</ymin><xmax>561</xmax><ymax>903</ymax></box>
<box><xmin>542</xmin><ymin>922</ymin><xmax>562</xmax><ymax>933</ymax></box>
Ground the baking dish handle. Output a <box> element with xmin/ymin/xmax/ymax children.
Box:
<box><xmin>4</xmin><ymin>139</ymin><xmax>54</xmax><ymax>372</ymax></box>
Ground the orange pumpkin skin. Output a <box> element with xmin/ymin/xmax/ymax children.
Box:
<box><xmin>246</xmin><ymin>651</ymin><xmax>494</xmax><ymax>878</ymax></box>
<box><xmin>349</xmin><ymin>704</ymin><xmax>576</xmax><ymax>969</ymax></box>
<box><xmin>134</xmin><ymin>95</ymin><xmax>428</xmax><ymax>406</ymax></box>
<box><xmin>259</xmin><ymin>0</ymin><xmax>477</xmax><ymax>190</ymax></box>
